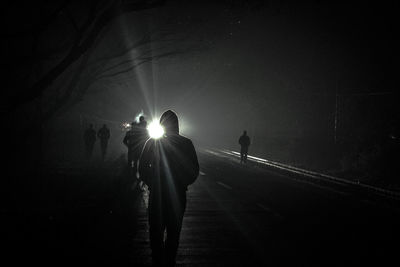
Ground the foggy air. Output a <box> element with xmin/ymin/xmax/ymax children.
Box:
<box><xmin>2</xmin><ymin>1</ymin><xmax>399</xmax><ymax>266</ymax></box>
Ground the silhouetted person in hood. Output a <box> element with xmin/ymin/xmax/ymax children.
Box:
<box><xmin>139</xmin><ymin>110</ymin><xmax>199</xmax><ymax>267</ymax></box>
<box><xmin>239</xmin><ymin>130</ymin><xmax>250</xmax><ymax>163</ymax></box>
<box><xmin>97</xmin><ymin>124</ymin><xmax>110</xmax><ymax>160</ymax></box>
<box><xmin>84</xmin><ymin>124</ymin><xmax>96</xmax><ymax>159</ymax></box>
<box><xmin>123</xmin><ymin>116</ymin><xmax>148</xmax><ymax>173</ymax></box>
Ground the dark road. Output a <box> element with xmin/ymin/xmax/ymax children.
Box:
<box><xmin>4</xmin><ymin>150</ymin><xmax>400</xmax><ymax>266</ymax></box>
<box><xmin>133</xmin><ymin>149</ymin><xmax>400</xmax><ymax>266</ymax></box>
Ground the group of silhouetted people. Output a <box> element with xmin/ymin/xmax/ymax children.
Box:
<box><xmin>84</xmin><ymin>111</ymin><xmax>199</xmax><ymax>267</ymax></box>
<box><xmin>83</xmin><ymin>124</ymin><xmax>110</xmax><ymax>160</ymax></box>
<box><xmin>83</xmin><ymin>112</ymin><xmax>252</xmax><ymax>267</ymax></box>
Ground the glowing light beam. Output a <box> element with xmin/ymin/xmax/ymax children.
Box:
<box><xmin>147</xmin><ymin>120</ymin><xmax>164</xmax><ymax>139</ymax></box>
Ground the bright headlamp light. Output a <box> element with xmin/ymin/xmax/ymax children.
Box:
<box><xmin>147</xmin><ymin>120</ymin><xmax>165</xmax><ymax>139</ymax></box>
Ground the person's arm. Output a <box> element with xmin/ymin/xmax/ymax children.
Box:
<box><xmin>189</xmin><ymin>141</ymin><xmax>199</xmax><ymax>181</ymax></box>
<box><xmin>138</xmin><ymin>139</ymin><xmax>154</xmax><ymax>187</ymax></box>
<box><xmin>181</xmin><ymin>140</ymin><xmax>199</xmax><ymax>187</ymax></box>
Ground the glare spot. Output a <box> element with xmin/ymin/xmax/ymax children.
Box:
<box><xmin>147</xmin><ymin>120</ymin><xmax>164</xmax><ymax>139</ymax></box>
<box><xmin>122</xmin><ymin>122</ymin><xmax>131</xmax><ymax>130</ymax></box>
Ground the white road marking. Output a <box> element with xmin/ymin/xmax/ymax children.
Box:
<box><xmin>214</xmin><ymin>149</ymin><xmax>351</xmax><ymax>197</ymax></box>
<box><xmin>293</xmin><ymin>178</ymin><xmax>351</xmax><ymax>196</ymax></box>
<box><xmin>199</xmin><ymin>171</ymin><xmax>206</xmax><ymax>176</ymax></box>
<box><xmin>257</xmin><ymin>203</ymin><xmax>284</xmax><ymax>220</ymax></box>
<box><xmin>217</xmin><ymin>181</ymin><xmax>233</xmax><ymax>190</ymax></box>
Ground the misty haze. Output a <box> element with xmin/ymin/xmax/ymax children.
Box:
<box><xmin>2</xmin><ymin>1</ymin><xmax>399</xmax><ymax>266</ymax></box>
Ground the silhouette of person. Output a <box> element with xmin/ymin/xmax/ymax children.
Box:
<box><xmin>123</xmin><ymin>121</ymin><xmax>137</xmax><ymax>168</ymax></box>
<box><xmin>84</xmin><ymin>124</ymin><xmax>96</xmax><ymax>159</ymax></box>
<box><xmin>138</xmin><ymin>115</ymin><xmax>148</xmax><ymax>129</ymax></box>
<box><xmin>123</xmin><ymin>116</ymin><xmax>148</xmax><ymax>173</ymax></box>
<box><xmin>97</xmin><ymin>124</ymin><xmax>110</xmax><ymax>160</ymax></box>
<box><xmin>139</xmin><ymin>110</ymin><xmax>199</xmax><ymax>267</ymax></box>
<box><xmin>238</xmin><ymin>130</ymin><xmax>250</xmax><ymax>163</ymax></box>
<box><xmin>136</xmin><ymin>116</ymin><xmax>148</xmax><ymax>188</ymax></box>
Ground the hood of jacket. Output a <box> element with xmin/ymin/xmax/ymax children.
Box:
<box><xmin>160</xmin><ymin>110</ymin><xmax>179</xmax><ymax>134</ymax></box>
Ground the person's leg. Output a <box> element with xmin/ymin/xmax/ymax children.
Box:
<box><xmin>149</xmin><ymin>196</ymin><xmax>165</xmax><ymax>266</ymax></box>
<box><xmin>133</xmin><ymin>158</ymin><xmax>138</xmax><ymax>173</ymax></box>
<box><xmin>133</xmin><ymin>159</ymin><xmax>143</xmax><ymax>189</ymax></box>
<box><xmin>100</xmin><ymin>143</ymin><xmax>105</xmax><ymax>160</ymax></box>
<box><xmin>165</xmin><ymin>194</ymin><xmax>186</xmax><ymax>266</ymax></box>
<box><xmin>127</xmin><ymin>149</ymin><xmax>133</xmax><ymax>168</ymax></box>
<box><xmin>243</xmin><ymin>147</ymin><xmax>248</xmax><ymax>163</ymax></box>
<box><xmin>85</xmin><ymin>144</ymin><xmax>90</xmax><ymax>159</ymax></box>
<box><xmin>88</xmin><ymin>143</ymin><xmax>94</xmax><ymax>159</ymax></box>
<box><xmin>101</xmin><ymin>141</ymin><xmax>107</xmax><ymax>158</ymax></box>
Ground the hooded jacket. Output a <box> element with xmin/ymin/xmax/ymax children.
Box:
<box><xmin>139</xmin><ymin>110</ymin><xmax>199</xmax><ymax>192</ymax></box>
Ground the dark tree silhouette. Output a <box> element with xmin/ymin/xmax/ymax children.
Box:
<box><xmin>4</xmin><ymin>0</ymin><xmax>262</xmax><ymax>120</ymax></box>
<box><xmin>4</xmin><ymin>0</ymin><xmax>226</xmax><ymax>124</ymax></box>
<box><xmin>6</xmin><ymin>1</ymin><xmax>167</xmax><ymax>111</ymax></box>
<box><xmin>2</xmin><ymin>0</ymin><xmax>262</xmax><ymax>175</ymax></box>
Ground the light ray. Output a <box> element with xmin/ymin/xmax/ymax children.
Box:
<box><xmin>117</xmin><ymin>16</ymin><xmax>155</xmax><ymax>118</ymax></box>
<box><xmin>148</xmin><ymin>120</ymin><xmax>165</xmax><ymax>139</ymax></box>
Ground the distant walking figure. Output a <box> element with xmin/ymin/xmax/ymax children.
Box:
<box><xmin>97</xmin><ymin>124</ymin><xmax>110</xmax><ymax>160</ymax></box>
<box><xmin>239</xmin><ymin>130</ymin><xmax>250</xmax><ymax>163</ymax></box>
<box><xmin>83</xmin><ymin>124</ymin><xmax>96</xmax><ymax>159</ymax></box>
<box><xmin>123</xmin><ymin>121</ymin><xmax>136</xmax><ymax>167</ymax></box>
<box><xmin>139</xmin><ymin>110</ymin><xmax>199</xmax><ymax>267</ymax></box>
<box><xmin>123</xmin><ymin>116</ymin><xmax>148</xmax><ymax>172</ymax></box>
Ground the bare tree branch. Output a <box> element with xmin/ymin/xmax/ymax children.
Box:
<box><xmin>13</xmin><ymin>0</ymin><xmax>167</xmax><ymax>109</ymax></box>
<box><xmin>95</xmin><ymin>50</ymin><xmax>186</xmax><ymax>80</ymax></box>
